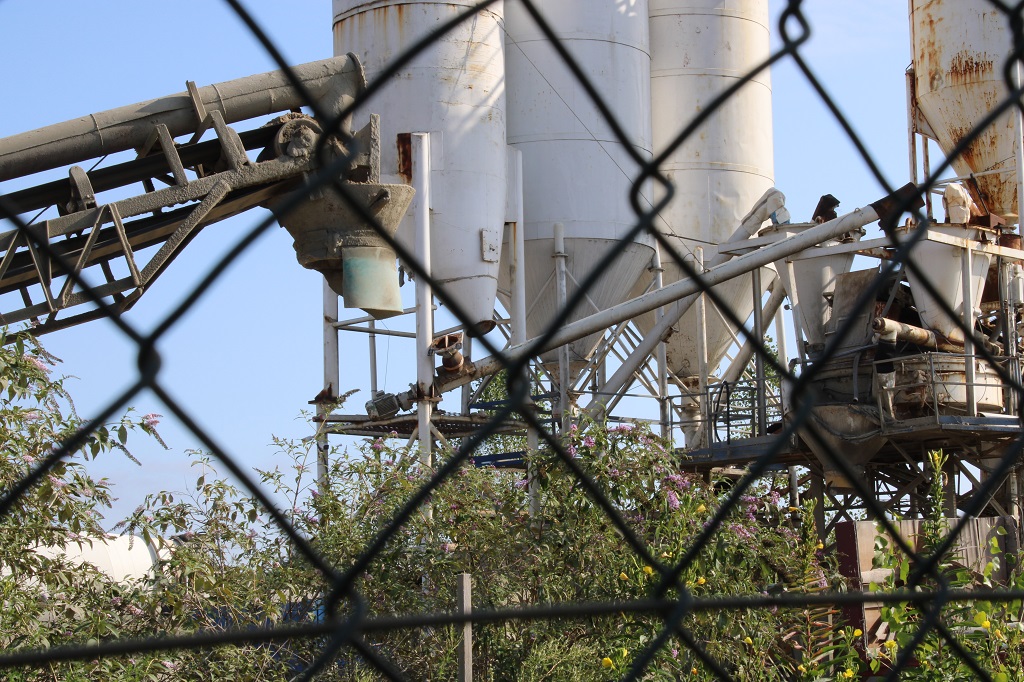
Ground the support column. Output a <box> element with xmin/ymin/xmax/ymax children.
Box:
<box><xmin>694</xmin><ymin>248</ymin><xmax>709</xmax><ymax>447</ymax></box>
<box><xmin>413</xmin><ymin>132</ymin><xmax>434</xmax><ymax>468</ymax></box>
<box><xmin>318</xmin><ymin>279</ymin><xmax>340</xmax><ymax>491</ymax></box>
<box><xmin>368</xmin><ymin>319</ymin><xmax>378</xmax><ymax>395</ymax></box>
<box><xmin>652</xmin><ymin>245</ymin><xmax>670</xmax><ymax>440</ymax></box>
<box><xmin>553</xmin><ymin>222</ymin><xmax>571</xmax><ymax>434</ymax></box>
<box><xmin>962</xmin><ymin>245</ymin><xmax>977</xmax><ymax>417</ymax></box>
<box><xmin>752</xmin><ymin>267</ymin><xmax>767</xmax><ymax>437</ymax></box>
<box><xmin>457</xmin><ymin>572</ymin><xmax>473</xmax><ymax>682</ymax></box>
<box><xmin>1015</xmin><ymin>62</ymin><xmax>1024</xmax><ymax>238</ymax></box>
<box><xmin>507</xmin><ymin>149</ymin><xmax>540</xmax><ymax>518</ymax></box>
<box><xmin>774</xmin><ymin>300</ymin><xmax>800</xmax><ymax>510</ymax></box>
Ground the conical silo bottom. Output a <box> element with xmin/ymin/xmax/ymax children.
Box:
<box><xmin>498</xmin><ymin>236</ymin><xmax>654</xmax><ymax>383</ymax></box>
<box><xmin>437</xmin><ymin>274</ymin><xmax>500</xmax><ymax>335</ymax></box>
<box><xmin>630</xmin><ymin>262</ymin><xmax>776</xmax><ymax>379</ymax></box>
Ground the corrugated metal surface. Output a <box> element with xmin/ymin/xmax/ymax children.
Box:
<box><xmin>499</xmin><ymin>0</ymin><xmax>655</xmax><ymax>369</ymax></box>
<box><xmin>333</xmin><ymin>0</ymin><xmax>508</xmax><ymax>329</ymax></box>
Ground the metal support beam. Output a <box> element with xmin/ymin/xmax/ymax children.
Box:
<box><xmin>413</xmin><ymin>132</ymin><xmax>434</xmax><ymax>468</ymax></box>
<box><xmin>553</xmin><ymin>222</ymin><xmax>570</xmax><ymax>433</ymax></box>
<box><xmin>318</xmin><ymin>280</ymin><xmax>340</xmax><ymax>491</ymax></box>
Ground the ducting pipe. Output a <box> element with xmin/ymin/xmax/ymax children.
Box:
<box><xmin>441</xmin><ymin>197</ymin><xmax>899</xmax><ymax>395</ymax></box>
<box><xmin>0</xmin><ymin>55</ymin><xmax>366</xmax><ymax>181</ymax></box>
<box><xmin>872</xmin><ymin>317</ymin><xmax>1001</xmax><ymax>355</ymax></box>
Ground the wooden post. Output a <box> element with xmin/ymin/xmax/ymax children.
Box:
<box><xmin>457</xmin><ymin>573</ymin><xmax>472</xmax><ymax>682</ymax></box>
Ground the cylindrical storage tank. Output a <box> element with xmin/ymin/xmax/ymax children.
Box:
<box><xmin>35</xmin><ymin>535</ymin><xmax>161</xmax><ymax>584</ymax></box>
<box><xmin>911</xmin><ymin>0</ymin><xmax>1018</xmax><ymax>220</ymax></box>
<box><xmin>499</xmin><ymin>1</ymin><xmax>655</xmax><ymax>370</ymax></box>
<box><xmin>333</xmin><ymin>1</ymin><xmax>507</xmax><ymax>331</ymax></box>
<box><xmin>638</xmin><ymin>0</ymin><xmax>776</xmax><ymax>379</ymax></box>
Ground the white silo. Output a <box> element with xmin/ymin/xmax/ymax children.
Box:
<box><xmin>333</xmin><ymin>1</ymin><xmax>507</xmax><ymax>331</ymax></box>
<box><xmin>911</xmin><ymin>0</ymin><xmax>1019</xmax><ymax>221</ymax></box>
<box><xmin>638</xmin><ymin>0</ymin><xmax>776</xmax><ymax>380</ymax></box>
<box><xmin>499</xmin><ymin>1</ymin><xmax>655</xmax><ymax>370</ymax></box>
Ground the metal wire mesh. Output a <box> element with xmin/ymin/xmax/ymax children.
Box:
<box><xmin>1</xmin><ymin>0</ymin><xmax>1024</xmax><ymax>679</ymax></box>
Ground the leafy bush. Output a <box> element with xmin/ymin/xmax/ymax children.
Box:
<box><xmin>3</xmin><ymin>337</ymin><xmax>1020</xmax><ymax>681</ymax></box>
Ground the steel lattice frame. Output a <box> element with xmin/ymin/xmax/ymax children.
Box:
<box><xmin>2</xmin><ymin>1</ymin><xmax>1024</xmax><ymax>680</ymax></box>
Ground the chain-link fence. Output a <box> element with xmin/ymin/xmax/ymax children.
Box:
<box><xmin>2</xmin><ymin>0</ymin><xmax>1024</xmax><ymax>679</ymax></box>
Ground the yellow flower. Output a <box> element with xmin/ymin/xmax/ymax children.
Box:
<box><xmin>983</xmin><ymin>620</ymin><xmax>992</xmax><ymax>630</ymax></box>
<box><xmin>601</xmin><ymin>657</ymin><xmax>614</xmax><ymax>669</ymax></box>
<box><xmin>691</xmin><ymin>667</ymin><xmax>698</xmax><ymax>675</ymax></box>
<box><xmin>743</xmin><ymin>636</ymin><xmax>753</xmax><ymax>646</ymax></box>
<box><xmin>696</xmin><ymin>576</ymin><xmax>706</xmax><ymax>585</ymax></box>
<box><xmin>619</xmin><ymin>572</ymin><xmax>629</xmax><ymax>581</ymax></box>
<box><xmin>643</xmin><ymin>565</ymin><xmax>654</xmax><ymax>576</ymax></box>
<box><xmin>816</xmin><ymin>541</ymin><xmax>824</xmax><ymax>550</ymax></box>
<box><xmin>788</xmin><ymin>506</ymin><xmax>800</xmax><ymax>512</ymax></box>
<box><xmin>797</xmin><ymin>664</ymin><xmax>806</xmax><ymax>673</ymax></box>
<box><xmin>660</xmin><ymin>551</ymin><xmax>672</xmax><ymax>559</ymax></box>
<box><xmin>853</xmin><ymin>628</ymin><xmax>862</xmax><ymax>637</ymax></box>
<box><xmin>842</xmin><ymin>669</ymin><xmax>854</xmax><ymax>678</ymax></box>
<box><xmin>884</xmin><ymin>640</ymin><xmax>897</xmax><ymax>650</ymax></box>
<box><xmin>696</xmin><ymin>503</ymin><xmax>707</xmax><ymax>513</ymax></box>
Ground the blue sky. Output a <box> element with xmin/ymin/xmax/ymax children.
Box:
<box><xmin>0</xmin><ymin>1</ymin><xmax>913</xmax><ymax>523</ymax></box>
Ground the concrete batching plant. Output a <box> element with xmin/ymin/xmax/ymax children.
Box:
<box><xmin>0</xmin><ymin>1</ymin><xmax>1022</xmax><ymax>583</ymax></box>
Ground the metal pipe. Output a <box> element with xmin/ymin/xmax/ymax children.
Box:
<box><xmin>553</xmin><ymin>223</ymin><xmax>571</xmax><ymax>433</ymax></box>
<box><xmin>872</xmin><ymin>316</ymin><xmax>1000</xmax><ymax>357</ymax></box>
<box><xmin>368</xmin><ymin>319</ymin><xmax>378</xmax><ymax>396</ymax></box>
<box><xmin>0</xmin><ymin>56</ymin><xmax>365</xmax><ymax>181</ymax></box>
<box><xmin>580</xmin><ymin>205</ymin><xmax>881</xmax><ymax>419</ymax></box>
<box><xmin>652</xmin><ymin>245</ymin><xmax>670</xmax><ymax>439</ymax></box>
<box><xmin>694</xmin><ymin>248</ymin><xmax>709</xmax><ymax>447</ymax></box>
<box><xmin>873</xmin><ymin>317</ymin><xmax>955</xmax><ymax>352</ymax></box>
<box><xmin>413</xmin><ymin>132</ymin><xmax>433</xmax><ymax>468</ymax></box>
<box><xmin>962</xmin><ymin>245</ymin><xmax>977</xmax><ymax>416</ymax></box>
<box><xmin>907</xmin><ymin>67</ymin><xmax>919</xmax><ymax>193</ymax></box>
<box><xmin>752</xmin><ymin>265</ymin><xmax>767</xmax><ymax>436</ymax></box>
<box><xmin>318</xmin><ymin>279</ymin><xmax>340</xmax><ymax>491</ymax></box>
<box><xmin>446</xmin><ymin>203</ymin><xmax>883</xmax><ymax>397</ymax></box>
<box><xmin>1015</xmin><ymin>61</ymin><xmax>1024</xmax><ymax>233</ymax></box>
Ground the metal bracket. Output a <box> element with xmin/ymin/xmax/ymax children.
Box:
<box><xmin>66</xmin><ymin>166</ymin><xmax>96</xmax><ymax>214</ymax></box>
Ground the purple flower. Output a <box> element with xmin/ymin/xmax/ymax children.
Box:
<box><xmin>666</xmin><ymin>490</ymin><xmax>680</xmax><ymax>510</ymax></box>
<box><xmin>515</xmin><ymin>478</ymin><xmax>529</xmax><ymax>489</ymax></box>
<box><xmin>23</xmin><ymin>354</ymin><xmax>50</xmax><ymax>375</ymax></box>
<box><xmin>583</xmin><ymin>436</ymin><xmax>596</xmax><ymax>448</ymax></box>
<box><xmin>371</xmin><ymin>440</ymin><xmax>384</xmax><ymax>451</ymax></box>
<box><xmin>728</xmin><ymin>523</ymin><xmax>755</xmax><ymax>540</ymax></box>
<box><xmin>567</xmin><ymin>444</ymin><xmax>577</xmax><ymax>456</ymax></box>
<box><xmin>141</xmin><ymin>413</ymin><xmax>161</xmax><ymax>429</ymax></box>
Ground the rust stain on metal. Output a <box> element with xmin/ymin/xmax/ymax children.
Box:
<box><xmin>397</xmin><ymin>132</ymin><xmax>412</xmax><ymax>182</ymax></box>
<box><xmin>947</xmin><ymin>50</ymin><xmax>994</xmax><ymax>85</ymax></box>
